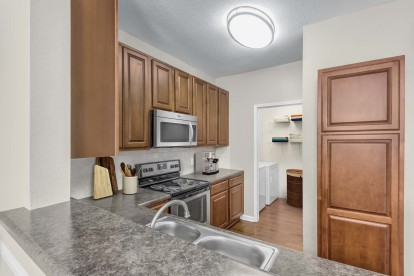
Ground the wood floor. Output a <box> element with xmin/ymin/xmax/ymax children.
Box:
<box><xmin>229</xmin><ymin>199</ymin><xmax>303</xmax><ymax>251</ymax></box>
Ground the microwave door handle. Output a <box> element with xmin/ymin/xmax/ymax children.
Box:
<box><xmin>189</xmin><ymin>122</ymin><xmax>194</xmax><ymax>144</ymax></box>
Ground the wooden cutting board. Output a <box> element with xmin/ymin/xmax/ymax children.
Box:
<box><xmin>93</xmin><ymin>165</ymin><xmax>113</xmax><ymax>200</ymax></box>
<box><xmin>95</xmin><ymin>157</ymin><xmax>118</xmax><ymax>193</ymax></box>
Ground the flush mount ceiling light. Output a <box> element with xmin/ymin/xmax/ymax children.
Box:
<box><xmin>227</xmin><ymin>6</ymin><xmax>276</xmax><ymax>49</ymax></box>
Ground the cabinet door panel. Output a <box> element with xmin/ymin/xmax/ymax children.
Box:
<box><xmin>210</xmin><ymin>190</ymin><xmax>229</xmax><ymax>228</ymax></box>
<box><xmin>206</xmin><ymin>84</ymin><xmax>218</xmax><ymax>145</ymax></box>
<box><xmin>218</xmin><ymin>89</ymin><xmax>229</xmax><ymax>146</ymax></box>
<box><xmin>329</xmin><ymin>216</ymin><xmax>390</xmax><ymax>274</ymax></box>
<box><xmin>152</xmin><ymin>60</ymin><xmax>174</xmax><ymax>111</ymax></box>
<box><xmin>71</xmin><ymin>0</ymin><xmax>118</xmax><ymax>158</ymax></box>
<box><xmin>323</xmin><ymin>135</ymin><xmax>398</xmax><ymax>216</ymax></box>
<box><xmin>175</xmin><ymin>70</ymin><xmax>192</xmax><ymax>114</ymax></box>
<box><xmin>320</xmin><ymin>59</ymin><xmax>402</xmax><ymax>132</ymax></box>
<box><xmin>121</xmin><ymin>47</ymin><xmax>151</xmax><ymax>148</ymax></box>
<box><xmin>229</xmin><ymin>184</ymin><xmax>243</xmax><ymax>222</ymax></box>
<box><xmin>193</xmin><ymin>78</ymin><xmax>207</xmax><ymax>145</ymax></box>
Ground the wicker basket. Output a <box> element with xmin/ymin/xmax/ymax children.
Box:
<box><xmin>287</xmin><ymin>169</ymin><xmax>303</xmax><ymax>208</ymax></box>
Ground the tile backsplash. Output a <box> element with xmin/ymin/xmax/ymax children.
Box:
<box><xmin>70</xmin><ymin>146</ymin><xmax>230</xmax><ymax>199</ymax></box>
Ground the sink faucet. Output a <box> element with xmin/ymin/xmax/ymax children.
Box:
<box><xmin>150</xmin><ymin>200</ymin><xmax>190</xmax><ymax>228</ymax></box>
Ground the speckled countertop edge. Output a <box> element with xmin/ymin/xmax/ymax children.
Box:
<box><xmin>182</xmin><ymin>168</ymin><xmax>244</xmax><ymax>185</ymax></box>
<box><xmin>0</xmin><ymin>200</ymin><xmax>272</xmax><ymax>276</ymax></box>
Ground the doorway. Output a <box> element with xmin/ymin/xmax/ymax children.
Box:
<box><xmin>229</xmin><ymin>100</ymin><xmax>303</xmax><ymax>251</ymax></box>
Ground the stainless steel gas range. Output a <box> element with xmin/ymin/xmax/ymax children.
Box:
<box><xmin>136</xmin><ymin>160</ymin><xmax>210</xmax><ymax>224</ymax></box>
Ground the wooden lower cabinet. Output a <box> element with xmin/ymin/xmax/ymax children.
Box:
<box><xmin>229</xmin><ymin>184</ymin><xmax>243</xmax><ymax>223</ymax></box>
<box><xmin>210</xmin><ymin>174</ymin><xmax>244</xmax><ymax>229</ymax></box>
<box><xmin>210</xmin><ymin>190</ymin><xmax>229</xmax><ymax>228</ymax></box>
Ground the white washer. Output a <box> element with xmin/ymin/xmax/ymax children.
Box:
<box><xmin>258</xmin><ymin>164</ymin><xmax>267</xmax><ymax>211</ymax></box>
<box><xmin>259</xmin><ymin>162</ymin><xmax>279</xmax><ymax>206</ymax></box>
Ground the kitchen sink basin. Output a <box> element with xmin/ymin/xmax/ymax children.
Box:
<box><xmin>147</xmin><ymin>216</ymin><xmax>278</xmax><ymax>271</ymax></box>
<box><xmin>151</xmin><ymin>221</ymin><xmax>201</xmax><ymax>243</ymax></box>
<box><xmin>195</xmin><ymin>236</ymin><xmax>266</xmax><ymax>269</ymax></box>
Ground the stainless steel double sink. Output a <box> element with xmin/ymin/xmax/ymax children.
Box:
<box><xmin>147</xmin><ymin>216</ymin><xmax>279</xmax><ymax>271</ymax></box>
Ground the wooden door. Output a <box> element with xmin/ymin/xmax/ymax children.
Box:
<box><xmin>152</xmin><ymin>60</ymin><xmax>174</xmax><ymax>111</ymax></box>
<box><xmin>210</xmin><ymin>190</ymin><xmax>229</xmax><ymax>228</ymax></box>
<box><xmin>71</xmin><ymin>0</ymin><xmax>118</xmax><ymax>158</ymax></box>
<box><xmin>318</xmin><ymin>56</ymin><xmax>404</xmax><ymax>276</ymax></box>
<box><xmin>120</xmin><ymin>45</ymin><xmax>151</xmax><ymax>149</ymax></box>
<box><xmin>229</xmin><ymin>184</ymin><xmax>243</xmax><ymax>223</ymax></box>
<box><xmin>206</xmin><ymin>84</ymin><xmax>219</xmax><ymax>145</ymax></box>
<box><xmin>174</xmin><ymin>70</ymin><xmax>193</xmax><ymax>114</ymax></box>
<box><xmin>218</xmin><ymin>89</ymin><xmax>229</xmax><ymax>146</ymax></box>
<box><xmin>192</xmin><ymin>77</ymin><xmax>207</xmax><ymax>146</ymax></box>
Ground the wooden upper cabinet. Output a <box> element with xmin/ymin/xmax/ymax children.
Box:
<box><xmin>152</xmin><ymin>60</ymin><xmax>174</xmax><ymax>111</ymax></box>
<box><xmin>319</xmin><ymin>57</ymin><xmax>404</xmax><ymax>132</ymax></box>
<box><xmin>206</xmin><ymin>84</ymin><xmax>219</xmax><ymax>145</ymax></box>
<box><xmin>174</xmin><ymin>70</ymin><xmax>193</xmax><ymax>114</ymax></box>
<box><xmin>71</xmin><ymin>0</ymin><xmax>118</xmax><ymax>158</ymax></box>
<box><xmin>218</xmin><ymin>89</ymin><xmax>229</xmax><ymax>146</ymax></box>
<box><xmin>120</xmin><ymin>45</ymin><xmax>151</xmax><ymax>149</ymax></box>
<box><xmin>193</xmin><ymin>77</ymin><xmax>207</xmax><ymax>146</ymax></box>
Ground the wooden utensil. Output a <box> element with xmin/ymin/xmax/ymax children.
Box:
<box><xmin>95</xmin><ymin>157</ymin><xmax>118</xmax><ymax>193</ymax></box>
<box><xmin>124</xmin><ymin>165</ymin><xmax>132</xmax><ymax>177</ymax></box>
<box><xmin>130</xmin><ymin>168</ymin><xmax>136</xmax><ymax>177</ymax></box>
<box><xmin>121</xmin><ymin>162</ymin><xmax>127</xmax><ymax>176</ymax></box>
<box><xmin>93</xmin><ymin>165</ymin><xmax>113</xmax><ymax>199</ymax></box>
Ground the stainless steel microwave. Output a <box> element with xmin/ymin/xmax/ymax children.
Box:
<box><xmin>152</xmin><ymin>109</ymin><xmax>197</xmax><ymax>147</ymax></box>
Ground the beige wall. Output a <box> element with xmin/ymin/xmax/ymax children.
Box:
<box><xmin>0</xmin><ymin>0</ymin><xmax>31</xmax><ymax>212</ymax></box>
<box><xmin>302</xmin><ymin>0</ymin><xmax>414</xmax><ymax>274</ymax></box>
<box><xmin>217</xmin><ymin>61</ymin><xmax>303</xmax><ymax>218</ymax></box>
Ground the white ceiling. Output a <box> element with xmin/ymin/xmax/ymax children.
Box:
<box><xmin>119</xmin><ymin>0</ymin><xmax>392</xmax><ymax>78</ymax></box>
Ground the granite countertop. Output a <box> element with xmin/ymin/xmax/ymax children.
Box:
<box><xmin>0</xmin><ymin>197</ymin><xmax>382</xmax><ymax>276</ymax></box>
<box><xmin>0</xmin><ymin>200</ymin><xmax>270</xmax><ymax>276</ymax></box>
<box><xmin>81</xmin><ymin>188</ymin><xmax>171</xmax><ymax>210</ymax></box>
<box><xmin>182</xmin><ymin>168</ymin><xmax>244</xmax><ymax>185</ymax></box>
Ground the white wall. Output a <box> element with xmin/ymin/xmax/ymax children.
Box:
<box><xmin>302</xmin><ymin>0</ymin><xmax>414</xmax><ymax>274</ymax></box>
<box><xmin>29</xmin><ymin>0</ymin><xmax>71</xmax><ymax>209</ymax></box>
<box><xmin>259</xmin><ymin>105</ymin><xmax>303</xmax><ymax>198</ymax></box>
<box><xmin>0</xmin><ymin>0</ymin><xmax>31</xmax><ymax>212</ymax></box>
<box><xmin>119</xmin><ymin>30</ymin><xmax>216</xmax><ymax>84</ymax></box>
<box><xmin>216</xmin><ymin>61</ymin><xmax>303</xmax><ymax>218</ymax></box>
<box><xmin>71</xmin><ymin>146</ymin><xmax>230</xmax><ymax>199</ymax></box>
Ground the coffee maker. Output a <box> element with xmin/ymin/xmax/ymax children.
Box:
<box><xmin>195</xmin><ymin>151</ymin><xmax>219</xmax><ymax>175</ymax></box>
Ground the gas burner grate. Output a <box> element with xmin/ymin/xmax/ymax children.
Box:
<box><xmin>164</xmin><ymin>186</ymin><xmax>182</xmax><ymax>193</ymax></box>
<box><xmin>151</xmin><ymin>184</ymin><xmax>166</xmax><ymax>191</ymax></box>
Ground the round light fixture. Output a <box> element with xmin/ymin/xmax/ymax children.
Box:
<box><xmin>227</xmin><ymin>6</ymin><xmax>276</xmax><ymax>49</ymax></box>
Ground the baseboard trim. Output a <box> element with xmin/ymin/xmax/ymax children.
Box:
<box><xmin>0</xmin><ymin>240</ymin><xmax>28</xmax><ymax>276</ymax></box>
<box><xmin>240</xmin><ymin>214</ymin><xmax>258</xmax><ymax>222</ymax></box>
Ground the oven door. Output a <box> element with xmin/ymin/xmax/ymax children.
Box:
<box><xmin>170</xmin><ymin>189</ymin><xmax>210</xmax><ymax>224</ymax></box>
<box><xmin>153</xmin><ymin>116</ymin><xmax>197</xmax><ymax>147</ymax></box>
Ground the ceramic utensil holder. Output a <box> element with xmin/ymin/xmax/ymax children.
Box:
<box><xmin>123</xmin><ymin>176</ymin><xmax>138</xmax><ymax>194</ymax></box>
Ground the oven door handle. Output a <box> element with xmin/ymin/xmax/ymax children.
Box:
<box><xmin>174</xmin><ymin>188</ymin><xmax>209</xmax><ymax>201</ymax></box>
